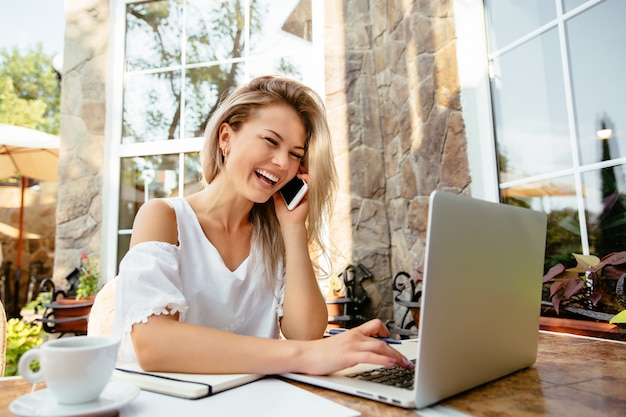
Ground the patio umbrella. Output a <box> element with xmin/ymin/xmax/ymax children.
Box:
<box><xmin>0</xmin><ymin>123</ymin><xmax>60</xmax><ymax>316</ymax></box>
<box><xmin>0</xmin><ymin>123</ymin><xmax>60</xmax><ymax>181</ymax></box>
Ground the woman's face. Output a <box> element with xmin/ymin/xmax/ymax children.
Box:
<box><xmin>219</xmin><ymin>103</ymin><xmax>306</xmax><ymax>204</ymax></box>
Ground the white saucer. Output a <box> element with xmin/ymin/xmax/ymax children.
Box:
<box><xmin>9</xmin><ymin>381</ymin><xmax>140</xmax><ymax>417</ymax></box>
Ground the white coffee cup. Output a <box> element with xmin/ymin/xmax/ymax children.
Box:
<box><xmin>18</xmin><ymin>336</ymin><xmax>119</xmax><ymax>405</ymax></box>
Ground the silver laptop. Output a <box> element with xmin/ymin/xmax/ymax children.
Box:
<box><xmin>282</xmin><ymin>191</ymin><xmax>547</xmax><ymax>409</ymax></box>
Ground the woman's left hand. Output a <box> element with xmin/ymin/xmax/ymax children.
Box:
<box><xmin>293</xmin><ymin>319</ymin><xmax>414</xmax><ymax>376</ymax></box>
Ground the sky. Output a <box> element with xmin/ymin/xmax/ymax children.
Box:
<box><xmin>0</xmin><ymin>0</ymin><xmax>65</xmax><ymax>56</ymax></box>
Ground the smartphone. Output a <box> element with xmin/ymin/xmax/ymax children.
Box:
<box><xmin>280</xmin><ymin>176</ymin><xmax>308</xmax><ymax>210</ymax></box>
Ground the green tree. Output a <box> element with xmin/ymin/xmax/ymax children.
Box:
<box><xmin>123</xmin><ymin>0</ymin><xmax>300</xmax><ymax>141</ymax></box>
<box><xmin>0</xmin><ymin>44</ymin><xmax>60</xmax><ymax>135</ymax></box>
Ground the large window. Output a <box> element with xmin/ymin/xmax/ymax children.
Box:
<box><xmin>484</xmin><ymin>0</ymin><xmax>626</xmax><ymax>320</ymax></box>
<box><xmin>109</xmin><ymin>0</ymin><xmax>320</xmax><ymax>268</ymax></box>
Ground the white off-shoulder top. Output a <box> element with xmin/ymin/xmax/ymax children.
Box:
<box><xmin>111</xmin><ymin>197</ymin><xmax>285</xmax><ymax>366</ymax></box>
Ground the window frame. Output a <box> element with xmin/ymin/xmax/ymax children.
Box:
<box><xmin>452</xmin><ymin>0</ymin><xmax>500</xmax><ymax>203</ymax></box>
<box><xmin>454</xmin><ymin>0</ymin><xmax>624</xmax><ymax>256</ymax></box>
<box><xmin>103</xmin><ymin>0</ymin><xmax>324</xmax><ymax>279</ymax></box>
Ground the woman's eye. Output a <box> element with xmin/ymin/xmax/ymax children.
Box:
<box><xmin>290</xmin><ymin>152</ymin><xmax>304</xmax><ymax>160</ymax></box>
<box><xmin>264</xmin><ymin>137</ymin><xmax>278</xmax><ymax>145</ymax></box>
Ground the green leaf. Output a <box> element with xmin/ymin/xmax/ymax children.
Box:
<box><xmin>572</xmin><ymin>253</ymin><xmax>600</xmax><ymax>269</ymax></box>
<box><xmin>609</xmin><ymin>310</ymin><xmax>626</xmax><ymax>324</ymax></box>
<box><xmin>4</xmin><ymin>318</ymin><xmax>45</xmax><ymax>376</ymax></box>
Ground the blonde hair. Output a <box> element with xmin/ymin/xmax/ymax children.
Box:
<box><xmin>200</xmin><ymin>75</ymin><xmax>337</xmax><ymax>284</ymax></box>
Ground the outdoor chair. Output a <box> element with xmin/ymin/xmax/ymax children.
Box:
<box><xmin>25</xmin><ymin>260</ymin><xmax>47</xmax><ymax>305</ymax></box>
<box><xmin>1</xmin><ymin>260</ymin><xmax>10</xmax><ymax>313</ymax></box>
<box><xmin>1</xmin><ymin>299</ymin><xmax>6</xmax><ymax>377</ymax></box>
<box><xmin>87</xmin><ymin>277</ymin><xmax>117</xmax><ymax>337</ymax></box>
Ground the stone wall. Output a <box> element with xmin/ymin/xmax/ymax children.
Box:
<box><xmin>325</xmin><ymin>0</ymin><xmax>471</xmax><ymax>323</ymax></box>
<box><xmin>53</xmin><ymin>0</ymin><xmax>109</xmax><ymax>289</ymax></box>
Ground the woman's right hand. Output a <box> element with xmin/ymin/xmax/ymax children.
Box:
<box><xmin>297</xmin><ymin>319</ymin><xmax>414</xmax><ymax>376</ymax></box>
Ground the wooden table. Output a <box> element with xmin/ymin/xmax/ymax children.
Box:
<box><xmin>3</xmin><ymin>331</ymin><xmax>626</xmax><ymax>417</ymax></box>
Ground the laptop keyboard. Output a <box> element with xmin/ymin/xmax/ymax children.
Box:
<box><xmin>345</xmin><ymin>360</ymin><xmax>416</xmax><ymax>390</ymax></box>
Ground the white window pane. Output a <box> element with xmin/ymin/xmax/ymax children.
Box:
<box><xmin>484</xmin><ymin>0</ymin><xmax>556</xmax><ymax>51</ymax></box>
<box><xmin>491</xmin><ymin>28</ymin><xmax>571</xmax><ymax>179</ymax></box>
<box><xmin>250</xmin><ymin>0</ymin><xmax>312</xmax><ymax>56</ymax></box>
<box><xmin>563</xmin><ymin>0</ymin><xmax>589</xmax><ymax>13</ymax></box>
<box><xmin>583</xmin><ymin>163</ymin><xmax>626</xmax><ymax>256</ymax></box>
<box><xmin>125</xmin><ymin>0</ymin><xmax>182</xmax><ymax>71</ymax></box>
<box><xmin>566</xmin><ymin>0</ymin><xmax>626</xmax><ymax>165</ymax></box>
<box><xmin>184</xmin><ymin>64</ymin><xmax>246</xmax><ymax>138</ymax></box>
<box><xmin>122</xmin><ymin>71</ymin><xmax>182</xmax><ymax>143</ymax></box>
<box><xmin>186</xmin><ymin>0</ymin><xmax>245</xmax><ymax>64</ymax></box>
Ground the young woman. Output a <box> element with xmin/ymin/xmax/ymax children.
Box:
<box><xmin>112</xmin><ymin>75</ymin><xmax>413</xmax><ymax>375</ymax></box>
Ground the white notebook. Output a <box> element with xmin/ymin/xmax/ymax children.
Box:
<box><xmin>113</xmin><ymin>364</ymin><xmax>263</xmax><ymax>399</ymax></box>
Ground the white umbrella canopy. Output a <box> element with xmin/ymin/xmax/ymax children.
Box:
<box><xmin>0</xmin><ymin>123</ymin><xmax>60</xmax><ymax>181</ymax></box>
<box><xmin>0</xmin><ymin>123</ymin><xmax>60</xmax><ymax>316</ymax></box>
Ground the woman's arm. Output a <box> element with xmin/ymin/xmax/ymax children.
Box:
<box><xmin>272</xmin><ymin>176</ymin><xmax>328</xmax><ymax>340</ymax></box>
<box><xmin>279</xmin><ymin>221</ymin><xmax>328</xmax><ymax>340</ymax></box>
<box><xmin>132</xmin><ymin>316</ymin><xmax>411</xmax><ymax>375</ymax></box>
<box><xmin>129</xmin><ymin>199</ymin><xmax>179</xmax><ymax>248</ymax></box>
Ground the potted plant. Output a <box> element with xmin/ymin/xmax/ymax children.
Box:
<box><xmin>321</xmin><ymin>264</ymin><xmax>373</xmax><ymax>330</ymax></box>
<box><xmin>48</xmin><ymin>253</ymin><xmax>102</xmax><ymax>334</ymax></box>
<box><xmin>321</xmin><ymin>273</ymin><xmax>347</xmax><ymax>320</ymax></box>
<box><xmin>76</xmin><ymin>253</ymin><xmax>101</xmax><ymax>300</ymax></box>
<box><xmin>542</xmin><ymin>251</ymin><xmax>626</xmax><ymax>326</ymax></box>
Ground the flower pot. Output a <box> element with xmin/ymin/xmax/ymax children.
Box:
<box><xmin>411</xmin><ymin>307</ymin><xmax>420</xmax><ymax>327</ymax></box>
<box><xmin>48</xmin><ymin>296</ymin><xmax>95</xmax><ymax>334</ymax></box>
<box><xmin>325</xmin><ymin>295</ymin><xmax>350</xmax><ymax>330</ymax></box>
<box><xmin>326</xmin><ymin>301</ymin><xmax>344</xmax><ymax>318</ymax></box>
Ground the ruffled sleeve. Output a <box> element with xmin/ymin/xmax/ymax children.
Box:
<box><xmin>112</xmin><ymin>241</ymin><xmax>188</xmax><ymax>364</ymax></box>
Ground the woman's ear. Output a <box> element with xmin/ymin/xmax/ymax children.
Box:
<box><xmin>218</xmin><ymin>122</ymin><xmax>231</xmax><ymax>153</ymax></box>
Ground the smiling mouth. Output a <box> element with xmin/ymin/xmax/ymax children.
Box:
<box><xmin>255</xmin><ymin>169</ymin><xmax>279</xmax><ymax>186</ymax></box>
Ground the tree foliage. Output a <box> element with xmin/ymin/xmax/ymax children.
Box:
<box><xmin>0</xmin><ymin>44</ymin><xmax>60</xmax><ymax>135</ymax></box>
<box><xmin>122</xmin><ymin>0</ymin><xmax>301</xmax><ymax>142</ymax></box>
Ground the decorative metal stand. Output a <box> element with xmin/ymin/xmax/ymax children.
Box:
<box><xmin>387</xmin><ymin>271</ymin><xmax>422</xmax><ymax>339</ymax></box>
<box><xmin>33</xmin><ymin>273</ymin><xmax>92</xmax><ymax>336</ymax></box>
<box><xmin>326</xmin><ymin>264</ymin><xmax>371</xmax><ymax>328</ymax></box>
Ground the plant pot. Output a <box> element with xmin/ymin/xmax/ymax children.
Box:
<box><xmin>47</xmin><ymin>296</ymin><xmax>95</xmax><ymax>334</ymax></box>
<box><xmin>325</xmin><ymin>295</ymin><xmax>350</xmax><ymax>329</ymax></box>
<box><xmin>326</xmin><ymin>302</ymin><xmax>343</xmax><ymax>318</ymax></box>
<box><xmin>411</xmin><ymin>307</ymin><xmax>420</xmax><ymax>327</ymax></box>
